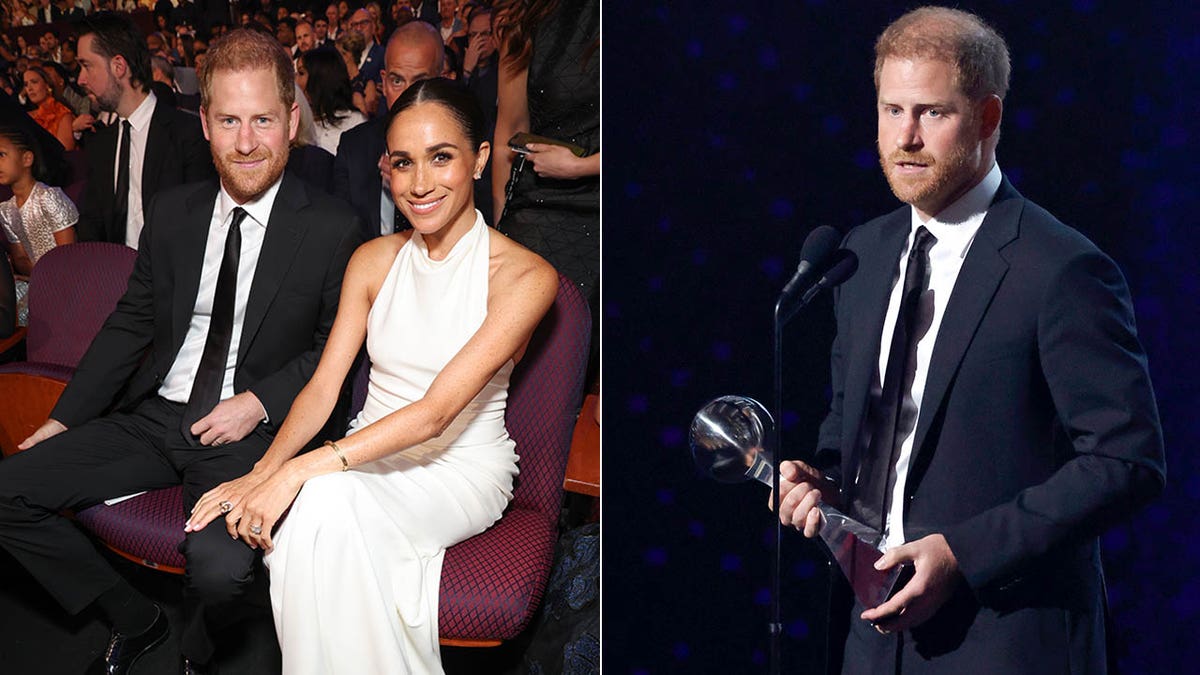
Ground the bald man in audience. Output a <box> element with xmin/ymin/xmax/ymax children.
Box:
<box><xmin>332</xmin><ymin>20</ymin><xmax>442</xmax><ymax>240</ymax></box>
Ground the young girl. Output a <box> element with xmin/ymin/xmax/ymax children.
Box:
<box><xmin>0</xmin><ymin>123</ymin><xmax>78</xmax><ymax>325</ymax></box>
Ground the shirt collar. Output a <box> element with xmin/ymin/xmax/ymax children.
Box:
<box><xmin>215</xmin><ymin>174</ymin><xmax>284</xmax><ymax>232</ymax></box>
<box><xmin>123</xmin><ymin>90</ymin><xmax>157</xmax><ymax>132</ymax></box>
<box><xmin>910</xmin><ymin>161</ymin><xmax>1002</xmax><ymax>229</ymax></box>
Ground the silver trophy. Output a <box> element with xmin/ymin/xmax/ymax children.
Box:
<box><xmin>689</xmin><ymin>395</ymin><xmax>905</xmax><ymax>609</ymax></box>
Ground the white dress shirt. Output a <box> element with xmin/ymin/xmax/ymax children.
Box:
<box><xmin>879</xmin><ymin>162</ymin><xmax>1002</xmax><ymax>550</ymax></box>
<box><xmin>158</xmin><ymin>177</ymin><xmax>281</xmax><ymax>409</ymax></box>
<box><xmin>115</xmin><ymin>91</ymin><xmax>157</xmax><ymax>249</ymax></box>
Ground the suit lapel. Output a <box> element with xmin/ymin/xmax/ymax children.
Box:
<box><xmin>172</xmin><ymin>185</ymin><xmax>218</xmax><ymax>355</ymax></box>
<box><xmin>367</xmin><ymin>119</ymin><xmax>386</xmax><ymax>235</ymax></box>
<box><xmin>142</xmin><ymin>101</ymin><xmax>173</xmax><ymax>214</ymax></box>
<box><xmin>92</xmin><ymin>124</ymin><xmax>120</xmax><ymax>242</ymax></box>
<box><xmin>842</xmin><ymin>210</ymin><xmax>909</xmax><ymax>467</ymax></box>
<box><xmin>910</xmin><ymin>178</ymin><xmax>1023</xmax><ymax>465</ymax></box>
<box><xmin>238</xmin><ymin>173</ymin><xmax>309</xmax><ymax>363</ymax></box>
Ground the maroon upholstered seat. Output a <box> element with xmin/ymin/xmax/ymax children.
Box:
<box><xmin>73</xmin><ymin>273</ymin><xmax>592</xmax><ymax>645</ymax></box>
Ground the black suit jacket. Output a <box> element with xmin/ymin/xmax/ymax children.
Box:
<box><xmin>53</xmin><ymin>172</ymin><xmax>363</xmax><ymax>431</ymax></box>
<box><xmin>819</xmin><ymin>178</ymin><xmax>1165</xmax><ymax>673</ymax></box>
<box><xmin>77</xmin><ymin>96</ymin><xmax>214</xmax><ymax>244</ymax></box>
<box><xmin>332</xmin><ymin>116</ymin><xmax>387</xmax><ymax>241</ymax></box>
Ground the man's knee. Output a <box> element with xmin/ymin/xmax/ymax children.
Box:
<box><xmin>183</xmin><ymin>529</ymin><xmax>259</xmax><ymax>604</ymax></box>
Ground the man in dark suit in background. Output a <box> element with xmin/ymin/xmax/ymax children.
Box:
<box><xmin>775</xmin><ymin>7</ymin><xmax>1164</xmax><ymax>673</ymax></box>
<box><xmin>74</xmin><ymin>12</ymin><xmax>214</xmax><ymax>248</ymax></box>
<box><xmin>0</xmin><ymin>28</ymin><xmax>361</xmax><ymax>675</ymax></box>
<box><xmin>333</xmin><ymin>20</ymin><xmax>441</xmax><ymax>240</ymax></box>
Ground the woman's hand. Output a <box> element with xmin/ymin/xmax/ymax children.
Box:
<box><xmin>525</xmin><ymin>143</ymin><xmax>594</xmax><ymax>180</ymax></box>
<box><xmin>186</xmin><ymin>468</ymin><xmax>270</xmax><ymax>533</ymax></box>
<box><xmin>233</xmin><ymin>471</ymin><xmax>305</xmax><ymax>551</ymax></box>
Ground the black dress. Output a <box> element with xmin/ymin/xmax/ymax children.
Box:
<box><xmin>499</xmin><ymin>0</ymin><xmax>600</xmax><ymax>352</ymax></box>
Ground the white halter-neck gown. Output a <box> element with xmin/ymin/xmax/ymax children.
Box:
<box><xmin>264</xmin><ymin>214</ymin><xmax>518</xmax><ymax>674</ymax></box>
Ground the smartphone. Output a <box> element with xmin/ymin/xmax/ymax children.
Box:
<box><xmin>507</xmin><ymin>132</ymin><xmax>587</xmax><ymax>157</ymax></box>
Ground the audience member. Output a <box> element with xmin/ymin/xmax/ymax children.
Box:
<box><xmin>313</xmin><ymin>15</ymin><xmax>331</xmax><ymax>47</ymax></box>
<box><xmin>74</xmin><ymin>12</ymin><xmax>213</xmax><ymax>247</ymax></box>
<box><xmin>333</xmin><ymin>19</ymin><xmax>441</xmax><ymax>240</ymax></box>
<box><xmin>297</xmin><ymin>47</ymin><xmax>366</xmax><ymax>156</ymax></box>
<box><xmin>40</xmin><ymin>61</ymin><xmax>92</xmax><ymax>118</ymax></box>
<box><xmin>348</xmin><ymin>7</ymin><xmax>384</xmax><ymax>90</ymax></box>
<box><xmin>494</xmin><ymin>0</ymin><xmax>600</xmax><ymax>371</ymax></box>
<box><xmin>0</xmin><ymin>121</ymin><xmax>77</xmax><ymax>325</ymax></box>
<box><xmin>276</xmin><ymin>16</ymin><xmax>297</xmax><ymax>58</ymax></box>
<box><xmin>334</xmin><ymin>28</ymin><xmax>370</xmax><ymax>115</ymax></box>
<box><xmin>437</xmin><ymin>0</ymin><xmax>465</xmax><ymax>46</ymax></box>
<box><xmin>23</xmin><ymin>66</ymin><xmax>76</xmax><ymax>150</ymax></box>
<box><xmin>461</xmin><ymin>4</ymin><xmax>497</xmax><ymax>125</ymax></box>
<box><xmin>294</xmin><ymin>18</ymin><xmax>317</xmax><ymax>55</ymax></box>
<box><xmin>322</xmin><ymin>2</ymin><xmax>340</xmax><ymax>41</ymax></box>
<box><xmin>286</xmin><ymin>80</ymin><xmax>336</xmax><ymax>189</ymax></box>
<box><xmin>0</xmin><ymin>27</ymin><xmax>361</xmax><ymax>675</ymax></box>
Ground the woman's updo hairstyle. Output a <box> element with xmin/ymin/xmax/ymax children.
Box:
<box><xmin>386</xmin><ymin>78</ymin><xmax>488</xmax><ymax>152</ymax></box>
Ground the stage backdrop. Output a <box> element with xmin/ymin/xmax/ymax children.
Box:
<box><xmin>604</xmin><ymin>1</ymin><xmax>1198</xmax><ymax>673</ymax></box>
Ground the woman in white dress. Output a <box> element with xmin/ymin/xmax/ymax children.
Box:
<box><xmin>185</xmin><ymin>78</ymin><xmax>557</xmax><ymax>674</ymax></box>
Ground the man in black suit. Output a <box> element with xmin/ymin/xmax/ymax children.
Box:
<box><xmin>0</xmin><ymin>28</ymin><xmax>361</xmax><ymax>675</ymax></box>
<box><xmin>775</xmin><ymin>7</ymin><xmax>1164</xmax><ymax>673</ymax></box>
<box><xmin>333</xmin><ymin>20</ymin><xmax>442</xmax><ymax>240</ymax></box>
<box><xmin>74</xmin><ymin>12</ymin><xmax>215</xmax><ymax>248</ymax></box>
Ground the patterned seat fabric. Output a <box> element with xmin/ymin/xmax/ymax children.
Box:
<box><xmin>74</xmin><ymin>273</ymin><xmax>591</xmax><ymax>644</ymax></box>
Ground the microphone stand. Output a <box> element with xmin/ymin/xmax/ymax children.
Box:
<box><xmin>769</xmin><ymin>294</ymin><xmax>786</xmax><ymax>675</ymax></box>
<box><xmin>770</xmin><ymin>282</ymin><xmax>839</xmax><ymax>675</ymax></box>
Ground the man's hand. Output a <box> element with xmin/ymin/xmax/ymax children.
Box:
<box><xmin>188</xmin><ymin>391</ymin><xmax>265</xmax><ymax>446</ymax></box>
<box><xmin>861</xmin><ymin>533</ymin><xmax>962</xmax><ymax>633</ymax></box>
<box><xmin>18</xmin><ymin>418</ymin><xmax>67</xmax><ymax>450</ymax></box>
<box><xmin>771</xmin><ymin>460</ymin><xmax>839</xmax><ymax>538</ymax></box>
<box><xmin>72</xmin><ymin>113</ymin><xmax>96</xmax><ymax>133</ymax></box>
<box><xmin>462</xmin><ymin>32</ymin><xmax>487</xmax><ymax>74</ymax></box>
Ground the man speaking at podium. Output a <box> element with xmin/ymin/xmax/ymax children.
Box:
<box><xmin>774</xmin><ymin>7</ymin><xmax>1165</xmax><ymax>673</ymax></box>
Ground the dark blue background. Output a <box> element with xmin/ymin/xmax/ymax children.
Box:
<box><xmin>604</xmin><ymin>1</ymin><xmax>1199</xmax><ymax>672</ymax></box>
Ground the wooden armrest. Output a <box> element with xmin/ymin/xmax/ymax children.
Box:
<box><xmin>0</xmin><ymin>372</ymin><xmax>67</xmax><ymax>457</ymax></box>
<box><xmin>564</xmin><ymin>393</ymin><xmax>600</xmax><ymax>497</ymax></box>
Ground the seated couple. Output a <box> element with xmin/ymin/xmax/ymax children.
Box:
<box><xmin>0</xmin><ymin>27</ymin><xmax>556</xmax><ymax>675</ymax></box>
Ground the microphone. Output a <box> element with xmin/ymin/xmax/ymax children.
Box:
<box><xmin>799</xmin><ymin>249</ymin><xmax>859</xmax><ymax>305</ymax></box>
<box><xmin>779</xmin><ymin>226</ymin><xmax>841</xmax><ymax>302</ymax></box>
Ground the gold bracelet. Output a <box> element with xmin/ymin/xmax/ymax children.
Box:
<box><xmin>324</xmin><ymin>440</ymin><xmax>349</xmax><ymax>471</ymax></box>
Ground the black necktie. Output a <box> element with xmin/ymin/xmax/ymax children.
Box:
<box><xmin>853</xmin><ymin>226</ymin><xmax>937</xmax><ymax>537</ymax></box>
<box><xmin>113</xmin><ymin>120</ymin><xmax>132</xmax><ymax>239</ymax></box>
<box><xmin>181</xmin><ymin>207</ymin><xmax>247</xmax><ymax>442</ymax></box>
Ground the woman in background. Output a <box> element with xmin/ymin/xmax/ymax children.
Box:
<box><xmin>23</xmin><ymin>67</ymin><xmax>75</xmax><ymax>150</ymax></box>
<box><xmin>297</xmin><ymin>48</ymin><xmax>367</xmax><ymax>156</ymax></box>
<box><xmin>493</xmin><ymin>0</ymin><xmax>599</xmax><ymax>372</ymax></box>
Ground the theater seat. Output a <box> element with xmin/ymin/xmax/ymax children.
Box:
<box><xmin>75</xmin><ymin>273</ymin><xmax>592</xmax><ymax>646</ymax></box>
<box><xmin>0</xmin><ymin>243</ymin><xmax>137</xmax><ymax>456</ymax></box>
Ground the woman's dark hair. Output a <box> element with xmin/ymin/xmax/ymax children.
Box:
<box><xmin>493</xmin><ymin>0</ymin><xmax>558</xmax><ymax>72</ymax></box>
<box><xmin>300</xmin><ymin>49</ymin><xmax>354</xmax><ymax>124</ymax></box>
<box><xmin>0</xmin><ymin>123</ymin><xmax>48</xmax><ymax>183</ymax></box>
<box><xmin>76</xmin><ymin>12</ymin><xmax>153</xmax><ymax>94</ymax></box>
<box><xmin>386</xmin><ymin>78</ymin><xmax>488</xmax><ymax>151</ymax></box>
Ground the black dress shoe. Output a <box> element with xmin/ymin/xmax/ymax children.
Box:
<box><xmin>93</xmin><ymin>606</ymin><xmax>169</xmax><ymax>674</ymax></box>
<box><xmin>183</xmin><ymin>657</ymin><xmax>218</xmax><ymax>674</ymax></box>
